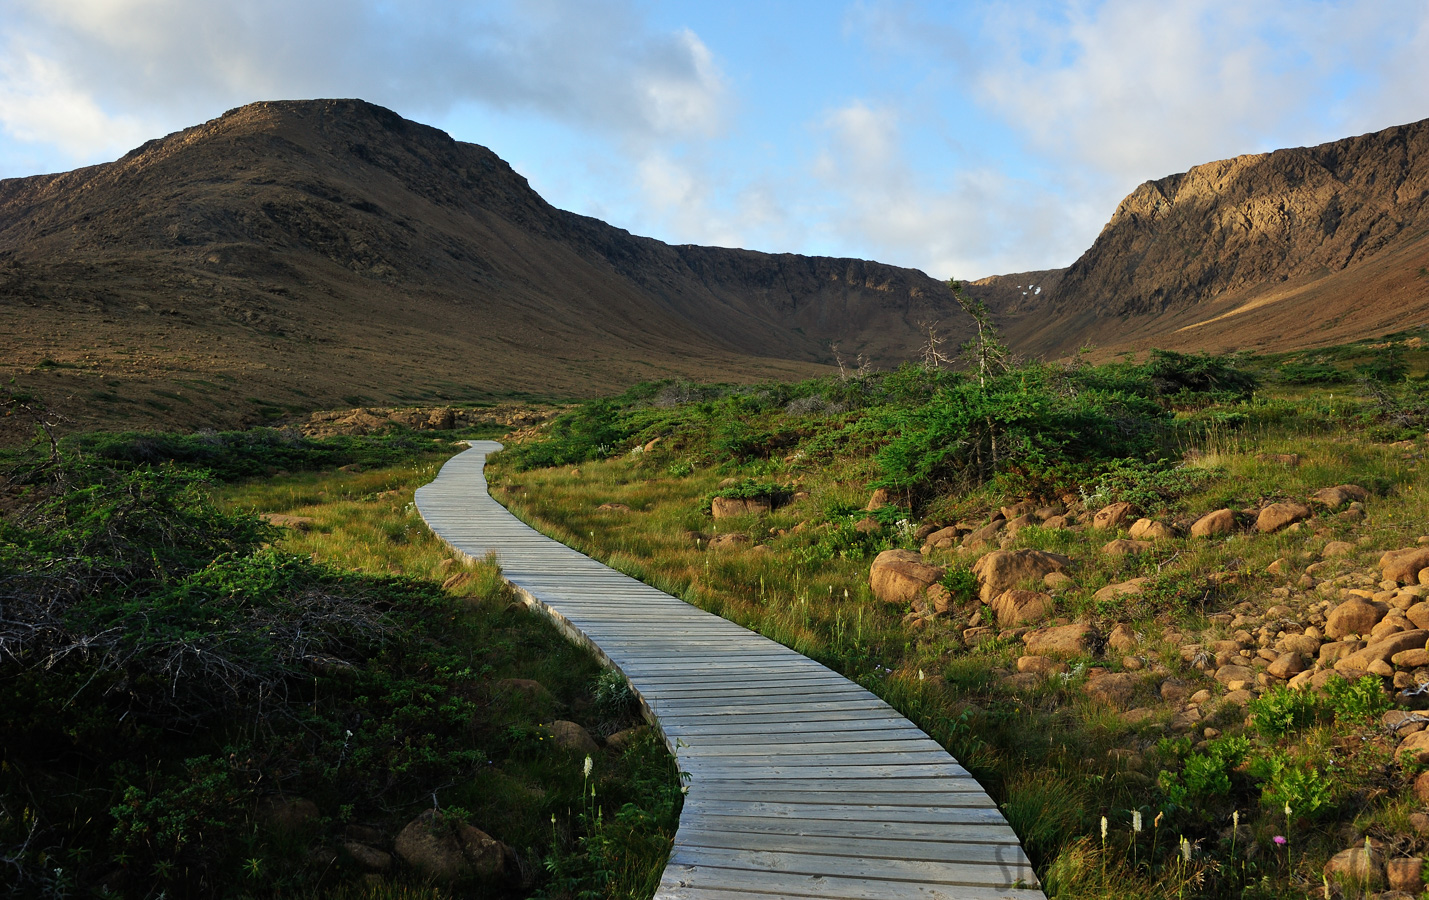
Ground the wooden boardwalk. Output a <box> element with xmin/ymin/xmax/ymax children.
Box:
<box><xmin>415</xmin><ymin>442</ymin><xmax>1044</xmax><ymax>900</ymax></box>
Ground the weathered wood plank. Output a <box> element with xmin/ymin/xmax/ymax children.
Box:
<box><xmin>414</xmin><ymin>443</ymin><xmax>1044</xmax><ymax>900</ymax></box>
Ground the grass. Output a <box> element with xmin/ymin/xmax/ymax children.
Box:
<box><xmin>480</xmin><ymin>345</ymin><xmax>1429</xmax><ymax>899</ymax></box>
<box><xmin>0</xmin><ymin>427</ymin><xmax>681</xmax><ymax>899</ymax></box>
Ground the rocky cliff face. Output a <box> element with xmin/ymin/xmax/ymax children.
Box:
<box><xmin>975</xmin><ymin>118</ymin><xmax>1429</xmax><ymax>356</ymax></box>
<box><xmin>0</xmin><ymin>99</ymin><xmax>962</xmax><ymax>431</ymax></box>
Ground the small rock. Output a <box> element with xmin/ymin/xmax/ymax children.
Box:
<box><xmin>1023</xmin><ymin>623</ymin><xmax>1095</xmax><ymax>657</ymax></box>
<box><xmin>1108</xmin><ymin>623</ymin><xmax>1138</xmax><ymax>653</ymax></box>
<box><xmin>961</xmin><ymin>519</ymin><xmax>1006</xmax><ymax>549</ymax></box>
<box><xmin>1093</xmin><ymin>578</ymin><xmax>1151</xmax><ymax>603</ymax></box>
<box><xmin>1384</xmin><ymin>548</ymin><xmax>1429</xmax><ymax>584</ymax></box>
<box><xmin>1322</xmin><ymin>540</ymin><xmax>1356</xmax><ymax>559</ymax></box>
<box><xmin>1398</xmin><ymin>730</ymin><xmax>1429</xmax><ymax>765</ymax></box>
<box><xmin>1128</xmin><ymin>518</ymin><xmax>1176</xmax><ymax>540</ymax></box>
<box><xmin>605</xmin><ymin>727</ymin><xmax>644</xmax><ymax>751</ymax></box>
<box><xmin>1084</xmin><ymin>672</ymin><xmax>1138</xmax><ymax>708</ymax></box>
<box><xmin>1387</xmin><ymin>857</ymin><xmax>1424</xmax><ymax>893</ymax></box>
<box><xmin>1323</xmin><ymin>846</ymin><xmax>1384</xmax><ymax>886</ymax></box>
<box><xmin>854</xmin><ymin>516</ymin><xmax>882</xmax><ymax>533</ymax></box>
<box><xmin>1266</xmin><ymin>652</ymin><xmax>1305</xmax><ymax>679</ymax></box>
<box><xmin>1016</xmin><ymin>655</ymin><xmax>1067</xmax><ymax>675</ymax></box>
<box><xmin>710</xmin><ymin>497</ymin><xmax>771</xmax><ymax>518</ymax></box>
<box><xmin>707</xmin><ymin>533</ymin><xmax>750</xmax><ymax>550</ymax></box>
<box><xmin>1267</xmin><ymin>557</ymin><xmax>1291</xmax><ymax>575</ymax></box>
<box><xmin>1310</xmin><ymin>484</ymin><xmax>1369</xmax><ymax>508</ymax></box>
<box><xmin>344</xmin><ymin>841</ymin><xmax>393</xmax><ymax>873</ymax></box>
<box><xmin>1043</xmin><ymin>571</ymin><xmax>1075</xmax><ymax>590</ymax></box>
<box><xmin>596</xmin><ymin>503</ymin><xmax>631</xmax><ymax>512</ymax></box>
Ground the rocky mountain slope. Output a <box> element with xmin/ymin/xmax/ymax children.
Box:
<box><xmin>970</xmin><ymin>118</ymin><xmax>1429</xmax><ymax>357</ymax></box>
<box><xmin>0</xmin><ymin>99</ymin><xmax>963</xmax><ymax>434</ymax></box>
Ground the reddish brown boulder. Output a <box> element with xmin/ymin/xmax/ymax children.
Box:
<box><xmin>1093</xmin><ymin>502</ymin><xmax>1135</xmax><ymax>530</ymax></box>
<box><xmin>870</xmin><ymin>550</ymin><xmax>946</xmax><ymax>605</ymax></box>
<box><xmin>1255</xmin><ymin>502</ymin><xmax>1312</xmax><ymax>533</ymax></box>
<box><xmin>1128</xmin><ymin>518</ymin><xmax>1176</xmax><ymax>540</ymax></box>
<box><xmin>1191</xmin><ymin>509</ymin><xmax>1236</xmax><ymax>537</ymax></box>
<box><xmin>1384</xmin><ymin>548</ymin><xmax>1429</xmax><ymax>584</ymax></box>
<box><xmin>1084</xmin><ymin>672</ymin><xmax>1138</xmax><ymax>708</ymax></box>
<box><xmin>972</xmin><ymin>550</ymin><xmax>1072</xmax><ymax>602</ymax></box>
<box><xmin>1023</xmin><ymin>623</ymin><xmax>1095</xmax><ymax>657</ymax></box>
<box><xmin>1325</xmin><ymin>597</ymin><xmax>1389</xmax><ymax>639</ymax></box>
<box><xmin>990</xmin><ymin>589</ymin><xmax>1054</xmax><ymax>626</ymax></box>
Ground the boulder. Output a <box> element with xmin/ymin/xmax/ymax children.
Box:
<box><xmin>972</xmin><ymin>550</ymin><xmax>1071</xmax><ymax>602</ymax></box>
<box><xmin>926</xmin><ymin>583</ymin><xmax>954</xmax><ymax>614</ymax></box>
<box><xmin>1383</xmin><ymin>548</ymin><xmax>1429</xmax><ymax>584</ymax></box>
<box><xmin>1017</xmin><ymin>655</ymin><xmax>1068</xmax><ymax>675</ymax></box>
<box><xmin>1214</xmin><ymin>664</ymin><xmax>1256</xmax><ymax>687</ymax></box>
<box><xmin>1323</xmin><ymin>846</ymin><xmax>1384</xmax><ymax>887</ymax></box>
<box><xmin>1093</xmin><ymin>578</ymin><xmax>1150</xmax><ymax>603</ymax></box>
<box><xmin>1388</xmin><ymin>857</ymin><xmax>1424</xmax><ymax>893</ymax></box>
<box><xmin>1401</xmin><ymin>730</ymin><xmax>1429</xmax><ymax>765</ymax></box>
<box><xmin>1107</xmin><ymin>624</ymin><xmax>1138</xmax><ymax>653</ymax></box>
<box><xmin>545</xmin><ymin>720</ymin><xmax>599</xmax><ymax>753</ymax></box>
<box><xmin>870</xmin><ymin>550</ymin><xmax>946</xmax><ymax>605</ymax></box>
<box><xmin>260</xmin><ymin>513</ymin><xmax>317</xmax><ymax>530</ymax></box>
<box><xmin>258</xmin><ymin>796</ymin><xmax>320</xmax><ymax>834</ymax></box>
<box><xmin>1255</xmin><ymin>502</ymin><xmax>1312</xmax><ymax>533</ymax></box>
<box><xmin>1266</xmin><ymin>653</ymin><xmax>1305</xmax><ymax>679</ymax></box>
<box><xmin>854</xmin><ymin>516</ymin><xmax>881</xmax><ymax>533</ymax></box>
<box><xmin>1311</xmin><ymin>484</ymin><xmax>1369</xmax><ymax>508</ymax></box>
<box><xmin>865</xmin><ymin>488</ymin><xmax>892</xmax><ymax>511</ymax></box>
<box><xmin>1325</xmin><ymin>598</ymin><xmax>1389</xmax><ymax>639</ymax></box>
<box><xmin>394</xmin><ymin>809</ymin><xmax>508</xmax><ymax>882</ymax></box>
<box><xmin>1128</xmin><ymin>518</ymin><xmax>1176</xmax><ymax>540</ymax></box>
<box><xmin>710</xmin><ymin>496</ymin><xmax>771</xmax><ymax>518</ymax></box>
<box><xmin>1410</xmin><ymin>602</ymin><xmax>1429</xmax><ymax>631</ymax></box>
<box><xmin>961</xmin><ymin>520</ymin><xmax>1005</xmax><ymax>549</ymax></box>
<box><xmin>1321</xmin><ymin>540</ymin><xmax>1356</xmax><ymax>558</ymax></box>
<box><xmin>1102</xmin><ymin>539</ymin><xmax>1152</xmax><ymax>556</ymax></box>
<box><xmin>1092</xmin><ymin>502</ymin><xmax>1135</xmax><ymax>530</ymax></box>
<box><xmin>990</xmin><ymin>589</ymin><xmax>1054</xmax><ymax>626</ymax></box>
<box><xmin>1003</xmin><ymin>514</ymin><xmax>1036</xmax><ymax>537</ymax></box>
<box><xmin>1190</xmin><ymin>509</ymin><xmax>1236</xmax><ymax>537</ymax></box>
<box><xmin>344</xmin><ymin>841</ymin><xmax>394</xmax><ymax>873</ymax></box>
<box><xmin>921</xmin><ymin>525</ymin><xmax>961</xmax><ymax>550</ymax></box>
<box><xmin>1001</xmin><ymin>500</ymin><xmax>1038</xmax><ymax>520</ymax></box>
<box><xmin>1023</xmin><ymin>624</ymin><xmax>1095</xmax><ymax>657</ymax></box>
<box><xmin>1395</xmin><ymin>648</ymin><xmax>1429</xmax><ymax>668</ymax></box>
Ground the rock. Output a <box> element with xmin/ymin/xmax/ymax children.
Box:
<box><xmin>854</xmin><ymin>516</ymin><xmax>881</xmax><ymax>533</ymax></box>
<box><xmin>596</xmin><ymin>502</ymin><xmax>631</xmax><ymax>512</ymax></box>
<box><xmin>1398</xmin><ymin>730</ymin><xmax>1429</xmax><ymax>765</ymax></box>
<box><xmin>1396</xmin><ymin>648</ymin><xmax>1429</xmax><ymax>668</ymax></box>
<box><xmin>1416</xmin><ymin>770</ymin><xmax>1429</xmax><ymax>803</ymax></box>
<box><xmin>1259</xmin><ymin>452</ymin><xmax>1300</xmax><ymax>467</ymax></box>
<box><xmin>1214</xmin><ymin>664</ymin><xmax>1256</xmax><ymax>686</ymax></box>
<box><xmin>1017</xmin><ymin>655</ymin><xmax>1068</xmax><ymax>675</ymax></box>
<box><xmin>990</xmin><ymin>590</ymin><xmax>1054</xmax><ymax>626</ymax></box>
<box><xmin>1160</xmin><ymin>680</ymin><xmax>1192</xmax><ymax>703</ymax></box>
<box><xmin>1023</xmin><ymin>624</ymin><xmax>1095</xmax><ymax>657</ymax></box>
<box><xmin>1094</xmin><ymin>578</ymin><xmax>1150</xmax><ymax>603</ymax></box>
<box><xmin>921</xmin><ymin>526</ymin><xmax>961</xmax><ymax>550</ymax></box>
<box><xmin>1387</xmin><ymin>857</ymin><xmax>1424</xmax><ymax>893</ymax></box>
<box><xmin>442</xmin><ymin>572</ymin><xmax>475</xmax><ymax>591</ymax></box>
<box><xmin>1321</xmin><ymin>540</ymin><xmax>1356</xmax><ymax>558</ymax></box>
<box><xmin>545</xmin><ymin>721</ymin><xmax>599</xmax><ymax>753</ymax></box>
<box><xmin>1190</xmin><ymin>509</ymin><xmax>1236</xmax><ymax>537</ymax></box>
<box><xmin>1384</xmin><ymin>548</ymin><xmax>1429</xmax><ymax>584</ymax></box>
<box><xmin>1108</xmin><ymin>623</ymin><xmax>1138</xmax><ymax>653</ymax></box>
<box><xmin>1002</xmin><ymin>672</ymin><xmax>1041</xmax><ymax>691</ymax></box>
<box><xmin>1311</xmin><ymin>484</ymin><xmax>1369</xmax><ymax>508</ymax></box>
<box><xmin>1409</xmin><ymin>602</ymin><xmax>1429</xmax><ymax>630</ymax></box>
<box><xmin>707</xmin><ymin>533</ymin><xmax>750</xmax><ymax>550</ymax></box>
<box><xmin>1267</xmin><ymin>557</ymin><xmax>1291</xmax><ymax>575</ymax></box>
<box><xmin>260</xmin><ymin>513</ymin><xmax>317</xmax><ymax>530</ymax></box>
<box><xmin>1266</xmin><ymin>652</ymin><xmax>1306</xmax><ymax>679</ymax></box>
<box><xmin>1084</xmin><ymin>672</ymin><xmax>1138</xmax><ymax>708</ymax></box>
<box><xmin>344</xmin><ymin>841</ymin><xmax>394</xmax><ymax>872</ymax></box>
<box><xmin>1001</xmin><ymin>500</ymin><xmax>1038</xmax><ymax>520</ymax></box>
<box><xmin>710</xmin><ymin>497</ymin><xmax>771</xmax><ymax>518</ymax></box>
<box><xmin>1413</xmin><ymin>813</ymin><xmax>1429</xmax><ymax>836</ymax></box>
<box><xmin>604</xmin><ymin>727</ymin><xmax>644</xmax><ymax>751</ymax></box>
<box><xmin>1041</xmin><ymin>515</ymin><xmax>1069</xmax><ymax>529</ymax></box>
<box><xmin>870</xmin><ymin>550</ymin><xmax>946</xmax><ymax>605</ymax></box>
<box><xmin>926</xmin><ymin>583</ymin><xmax>954</xmax><ymax>614</ymax></box>
<box><xmin>394</xmin><ymin>809</ymin><xmax>508</xmax><ymax>881</ymax></box>
<box><xmin>961</xmin><ymin>520</ymin><xmax>1006</xmax><ymax>549</ymax></box>
<box><xmin>1325</xmin><ymin>598</ymin><xmax>1389</xmax><ymax>639</ymax></box>
<box><xmin>1128</xmin><ymin>518</ymin><xmax>1177</xmax><ymax>540</ymax></box>
<box><xmin>1279</xmin><ymin>634</ymin><xmax>1321</xmax><ymax>657</ymax></box>
<box><xmin>972</xmin><ymin>550</ymin><xmax>1071</xmax><ymax>602</ymax></box>
<box><xmin>258</xmin><ymin>796</ymin><xmax>320</xmax><ymax>833</ymax></box>
<box><xmin>865</xmin><ymin>488</ymin><xmax>891</xmax><ymax>511</ymax></box>
<box><xmin>1339</xmin><ymin>630</ymin><xmax>1429</xmax><ymax>669</ymax></box>
<box><xmin>1093</xmin><ymin>502</ymin><xmax>1135</xmax><ymax>530</ymax></box>
<box><xmin>913</xmin><ymin>523</ymin><xmax>942</xmax><ymax>541</ymax></box>
<box><xmin>1255</xmin><ymin>502</ymin><xmax>1312</xmax><ymax>533</ymax></box>
<box><xmin>1323</xmin><ymin>846</ymin><xmax>1384</xmax><ymax>886</ymax></box>
<box><xmin>1003</xmin><ymin>514</ymin><xmax>1036</xmax><ymax>536</ymax></box>
<box><xmin>1043</xmin><ymin>571</ymin><xmax>1075</xmax><ymax>591</ymax></box>
<box><xmin>1103</xmin><ymin>539</ymin><xmax>1152</xmax><ymax>556</ymax></box>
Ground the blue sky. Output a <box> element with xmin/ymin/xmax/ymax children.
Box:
<box><xmin>2</xmin><ymin>1</ymin><xmax>1427</xmax><ymax>279</ymax></box>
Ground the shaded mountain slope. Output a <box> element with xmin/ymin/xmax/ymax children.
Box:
<box><xmin>0</xmin><ymin>99</ymin><xmax>962</xmax><ymax>433</ymax></box>
<box><xmin>970</xmin><ymin>118</ymin><xmax>1429</xmax><ymax>357</ymax></box>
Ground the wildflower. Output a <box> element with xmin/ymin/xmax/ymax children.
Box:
<box><xmin>918</xmin><ymin>669</ymin><xmax>925</xmax><ymax>681</ymax></box>
<box><xmin>1132</xmin><ymin>810</ymin><xmax>1142</xmax><ymax>833</ymax></box>
<box><xmin>1180</xmin><ymin>836</ymin><xmax>1191</xmax><ymax>862</ymax></box>
<box><xmin>1101</xmin><ymin>816</ymin><xmax>1108</xmax><ymax>841</ymax></box>
<box><xmin>1273</xmin><ymin>835</ymin><xmax>1286</xmax><ymax>846</ymax></box>
<box><xmin>583</xmin><ymin>755</ymin><xmax>593</xmax><ymax>778</ymax></box>
<box><xmin>1154</xmin><ymin>811</ymin><xmax>1163</xmax><ymax>828</ymax></box>
<box><xmin>1284</xmin><ymin>801</ymin><xmax>1292</xmax><ymax>818</ymax></box>
<box><xmin>1231</xmin><ymin>810</ymin><xmax>1238</xmax><ymax>831</ymax></box>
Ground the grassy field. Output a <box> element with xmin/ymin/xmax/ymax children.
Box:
<box><xmin>483</xmin><ymin>337</ymin><xmax>1429</xmax><ymax>899</ymax></box>
<box><xmin>0</xmin><ymin>421</ymin><xmax>681</xmax><ymax>899</ymax></box>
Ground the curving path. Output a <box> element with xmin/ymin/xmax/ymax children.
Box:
<box><xmin>415</xmin><ymin>442</ymin><xmax>1045</xmax><ymax>900</ymax></box>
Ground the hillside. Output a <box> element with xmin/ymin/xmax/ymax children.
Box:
<box><xmin>970</xmin><ymin>118</ymin><xmax>1429</xmax><ymax>357</ymax></box>
<box><xmin>0</xmin><ymin>99</ymin><xmax>965</xmax><ymax>436</ymax></box>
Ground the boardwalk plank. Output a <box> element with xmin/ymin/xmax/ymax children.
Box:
<box><xmin>415</xmin><ymin>443</ymin><xmax>1043</xmax><ymax>900</ymax></box>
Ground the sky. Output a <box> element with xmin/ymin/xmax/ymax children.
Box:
<box><xmin>1</xmin><ymin>1</ymin><xmax>1428</xmax><ymax>280</ymax></box>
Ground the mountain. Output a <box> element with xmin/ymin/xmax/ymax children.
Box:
<box><xmin>0</xmin><ymin>99</ymin><xmax>965</xmax><ymax>434</ymax></box>
<box><xmin>971</xmin><ymin>118</ymin><xmax>1429</xmax><ymax>357</ymax></box>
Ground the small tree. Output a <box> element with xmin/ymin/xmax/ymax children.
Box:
<box><xmin>949</xmin><ymin>279</ymin><xmax>1008</xmax><ymax>387</ymax></box>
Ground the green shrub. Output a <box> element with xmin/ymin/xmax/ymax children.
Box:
<box><xmin>1324</xmin><ymin>675</ymin><xmax>1393</xmax><ymax>723</ymax></box>
<box><xmin>1249</xmin><ymin>752</ymin><xmax>1335</xmax><ymax>819</ymax></box>
<box><xmin>1247</xmin><ymin>685</ymin><xmax>1321</xmax><ymax>737</ymax></box>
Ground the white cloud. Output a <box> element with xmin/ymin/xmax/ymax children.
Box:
<box><xmin>0</xmin><ymin>46</ymin><xmax>152</xmax><ymax>160</ymax></box>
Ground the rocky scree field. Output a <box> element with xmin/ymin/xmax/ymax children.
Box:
<box><xmin>488</xmin><ymin>333</ymin><xmax>1429</xmax><ymax>899</ymax></box>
